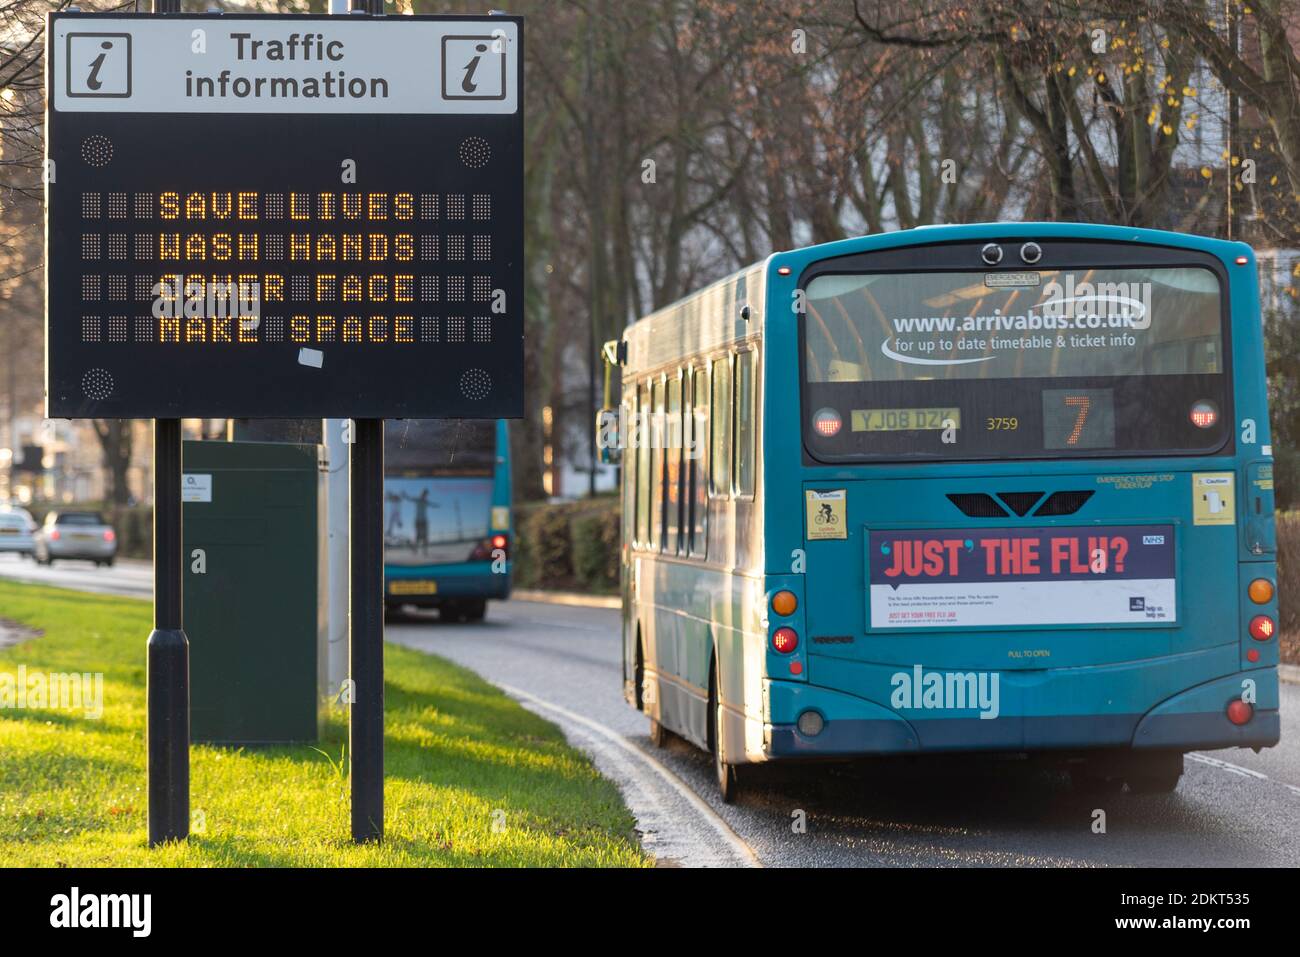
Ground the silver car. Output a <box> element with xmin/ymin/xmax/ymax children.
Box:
<box><xmin>35</xmin><ymin>510</ymin><xmax>118</xmax><ymax>566</ymax></box>
<box><xmin>0</xmin><ymin>509</ymin><xmax>35</xmax><ymax>558</ymax></box>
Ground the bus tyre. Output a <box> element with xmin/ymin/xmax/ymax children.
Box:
<box><xmin>712</xmin><ymin>693</ymin><xmax>740</xmax><ymax>803</ymax></box>
<box><xmin>460</xmin><ymin>599</ymin><xmax>487</xmax><ymax>622</ymax></box>
<box><xmin>649</xmin><ymin>717</ymin><xmax>669</xmax><ymax>748</ymax></box>
<box><xmin>1124</xmin><ymin>752</ymin><xmax>1184</xmax><ymax>795</ymax></box>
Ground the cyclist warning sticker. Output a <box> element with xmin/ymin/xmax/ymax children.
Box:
<box><xmin>806</xmin><ymin>489</ymin><xmax>847</xmax><ymax>540</ymax></box>
<box><xmin>1193</xmin><ymin>472</ymin><xmax>1234</xmax><ymax>525</ymax></box>
<box><xmin>867</xmin><ymin>525</ymin><xmax>1176</xmax><ymax>629</ymax></box>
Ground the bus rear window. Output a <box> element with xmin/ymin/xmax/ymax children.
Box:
<box><xmin>387</xmin><ymin>420</ymin><xmax>496</xmax><ymax>475</ymax></box>
<box><xmin>801</xmin><ymin>266</ymin><xmax>1229</xmax><ymax>461</ymax></box>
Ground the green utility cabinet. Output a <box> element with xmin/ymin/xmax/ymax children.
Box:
<box><xmin>182</xmin><ymin>440</ymin><xmax>327</xmax><ymax>744</ymax></box>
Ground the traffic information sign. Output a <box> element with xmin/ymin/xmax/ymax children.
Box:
<box><xmin>46</xmin><ymin>13</ymin><xmax>523</xmax><ymax>418</ymax></box>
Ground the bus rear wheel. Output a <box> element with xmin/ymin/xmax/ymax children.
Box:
<box><xmin>649</xmin><ymin>717</ymin><xmax>669</xmax><ymax>748</ymax></box>
<box><xmin>637</xmin><ymin>638</ymin><xmax>671</xmax><ymax>748</ymax></box>
<box><xmin>443</xmin><ymin>599</ymin><xmax>486</xmax><ymax>623</ymax></box>
<box><xmin>1124</xmin><ymin>751</ymin><xmax>1184</xmax><ymax>794</ymax></box>
<box><xmin>711</xmin><ymin>677</ymin><xmax>740</xmax><ymax>803</ymax></box>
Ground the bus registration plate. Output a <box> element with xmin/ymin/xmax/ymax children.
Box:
<box><xmin>389</xmin><ymin>580</ymin><xmax>438</xmax><ymax>596</ymax></box>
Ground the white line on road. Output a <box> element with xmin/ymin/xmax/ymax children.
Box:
<box><xmin>1187</xmin><ymin>751</ymin><xmax>1270</xmax><ymax>780</ymax></box>
<box><xmin>497</xmin><ymin>682</ymin><xmax>761</xmax><ymax>868</ymax></box>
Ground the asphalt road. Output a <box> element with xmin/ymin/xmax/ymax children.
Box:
<box><xmin>4</xmin><ymin>552</ymin><xmax>1298</xmax><ymax>867</ymax></box>
<box><xmin>0</xmin><ymin>553</ymin><xmax>152</xmax><ymax>599</ymax></box>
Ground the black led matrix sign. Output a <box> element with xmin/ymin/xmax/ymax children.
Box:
<box><xmin>46</xmin><ymin>12</ymin><xmax>523</xmax><ymax>418</ymax></box>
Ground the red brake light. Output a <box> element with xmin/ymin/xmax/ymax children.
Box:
<box><xmin>812</xmin><ymin>408</ymin><xmax>842</xmax><ymax>437</ymax></box>
<box><xmin>1189</xmin><ymin>400</ymin><xmax>1218</xmax><ymax>429</ymax></box>
<box><xmin>771</xmin><ymin>627</ymin><xmax>799</xmax><ymax>654</ymax></box>
<box><xmin>48</xmin><ymin>529</ymin><xmax>60</xmax><ymax>540</ymax></box>
<box><xmin>104</xmin><ymin>529</ymin><xmax>115</xmax><ymax>542</ymax></box>
<box><xmin>1227</xmin><ymin>700</ymin><xmax>1253</xmax><ymax>725</ymax></box>
<box><xmin>1249</xmin><ymin>615</ymin><xmax>1275</xmax><ymax>641</ymax></box>
<box><xmin>470</xmin><ymin>535</ymin><xmax>509</xmax><ymax>562</ymax></box>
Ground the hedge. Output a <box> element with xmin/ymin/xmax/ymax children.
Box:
<box><xmin>512</xmin><ymin>495</ymin><xmax>620</xmax><ymax>594</ymax></box>
<box><xmin>1279</xmin><ymin>512</ymin><xmax>1299</xmax><ymax>664</ymax></box>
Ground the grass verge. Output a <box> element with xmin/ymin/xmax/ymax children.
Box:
<box><xmin>0</xmin><ymin>580</ymin><xmax>648</xmax><ymax>866</ymax></box>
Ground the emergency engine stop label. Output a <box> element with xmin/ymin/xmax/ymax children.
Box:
<box><xmin>867</xmin><ymin>525</ymin><xmax>1176</xmax><ymax>629</ymax></box>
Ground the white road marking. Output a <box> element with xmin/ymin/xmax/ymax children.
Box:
<box><xmin>1188</xmin><ymin>752</ymin><xmax>1270</xmax><ymax>780</ymax></box>
<box><xmin>497</xmin><ymin>682</ymin><xmax>761</xmax><ymax>868</ymax></box>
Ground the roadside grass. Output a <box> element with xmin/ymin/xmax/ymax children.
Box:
<box><xmin>0</xmin><ymin>581</ymin><xmax>648</xmax><ymax>867</ymax></box>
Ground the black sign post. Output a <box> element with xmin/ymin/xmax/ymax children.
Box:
<box><xmin>45</xmin><ymin>9</ymin><xmax>523</xmax><ymax>845</ymax></box>
<box><xmin>350</xmin><ymin>416</ymin><xmax>384</xmax><ymax>841</ymax></box>
<box><xmin>147</xmin><ymin>415</ymin><xmax>188</xmax><ymax>845</ymax></box>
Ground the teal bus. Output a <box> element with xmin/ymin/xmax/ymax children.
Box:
<box><xmin>611</xmin><ymin>223</ymin><xmax>1280</xmax><ymax>801</ymax></box>
<box><xmin>383</xmin><ymin>419</ymin><xmax>511</xmax><ymax>622</ymax></box>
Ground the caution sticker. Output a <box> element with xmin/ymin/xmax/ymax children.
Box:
<box><xmin>1193</xmin><ymin>472</ymin><xmax>1235</xmax><ymax>526</ymax></box>
<box><xmin>806</xmin><ymin>489</ymin><xmax>847</xmax><ymax>540</ymax></box>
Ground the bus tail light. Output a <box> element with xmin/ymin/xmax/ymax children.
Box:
<box><xmin>812</xmin><ymin>408</ymin><xmax>842</xmax><ymax>437</ymax></box>
<box><xmin>1227</xmin><ymin>700</ymin><xmax>1253</xmax><ymax>725</ymax></box>
<box><xmin>469</xmin><ymin>535</ymin><xmax>508</xmax><ymax>561</ymax></box>
<box><xmin>771</xmin><ymin>590</ymin><xmax>798</xmax><ymax>616</ymax></box>
<box><xmin>1249</xmin><ymin>615</ymin><xmax>1275</xmax><ymax>641</ymax></box>
<box><xmin>1248</xmin><ymin>578</ymin><xmax>1274</xmax><ymax>603</ymax></box>
<box><xmin>48</xmin><ymin>529</ymin><xmax>60</xmax><ymax>541</ymax></box>
<box><xmin>771</xmin><ymin>627</ymin><xmax>799</xmax><ymax>654</ymax></box>
<box><xmin>1189</xmin><ymin>399</ymin><xmax>1219</xmax><ymax>429</ymax></box>
<box><xmin>104</xmin><ymin>529</ymin><xmax>116</xmax><ymax>543</ymax></box>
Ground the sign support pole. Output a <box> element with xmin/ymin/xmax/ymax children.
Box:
<box><xmin>147</xmin><ymin>417</ymin><xmax>189</xmax><ymax>845</ymax></box>
<box><xmin>144</xmin><ymin>0</ymin><xmax>188</xmax><ymax>850</ymax></box>
<box><xmin>350</xmin><ymin>418</ymin><xmax>384</xmax><ymax>842</ymax></box>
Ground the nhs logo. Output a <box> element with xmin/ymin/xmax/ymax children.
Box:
<box><xmin>1142</xmin><ymin>535</ymin><xmax>1165</xmax><ymax>546</ymax></box>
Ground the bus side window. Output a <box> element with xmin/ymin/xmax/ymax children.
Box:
<box><xmin>666</xmin><ymin>373</ymin><xmax>683</xmax><ymax>553</ymax></box>
<box><xmin>735</xmin><ymin>348</ymin><xmax>756</xmax><ymax>497</ymax></box>
<box><xmin>650</xmin><ymin>379</ymin><xmax>665</xmax><ymax>551</ymax></box>
<box><xmin>622</xmin><ymin>392</ymin><xmax>635</xmax><ymax>549</ymax></box>
<box><xmin>710</xmin><ymin>356</ymin><xmax>732</xmax><ymax>496</ymax></box>
<box><xmin>690</xmin><ymin>365</ymin><xmax>709</xmax><ymax>557</ymax></box>
<box><xmin>636</xmin><ymin>382</ymin><xmax>651</xmax><ymax>547</ymax></box>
